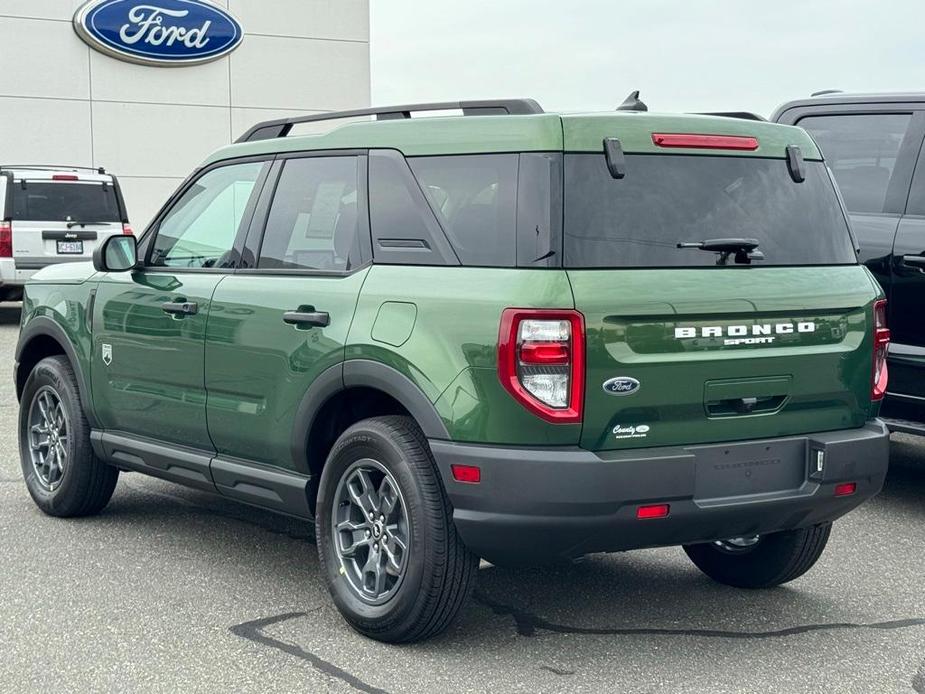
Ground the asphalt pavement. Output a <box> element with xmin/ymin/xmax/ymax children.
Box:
<box><xmin>0</xmin><ymin>303</ymin><xmax>922</xmax><ymax>693</ymax></box>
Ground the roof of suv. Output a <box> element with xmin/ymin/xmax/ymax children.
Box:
<box><xmin>205</xmin><ymin>104</ymin><xmax>821</xmax><ymax>166</ymax></box>
<box><xmin>771</xmin><ymin>91</ymin><xmax>925</xmax><ymax>121</ymax></box>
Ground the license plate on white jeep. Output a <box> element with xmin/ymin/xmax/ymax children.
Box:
<box><xmin>57</xmin><ymin>240</ymin><xmax>83</xmax><ymax>254</ymax></box>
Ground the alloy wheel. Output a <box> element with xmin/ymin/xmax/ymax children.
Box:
<box><xmin>27</xmin><ymin>386</ymin><xmax>70</xmax><ymax>491</ymax></box>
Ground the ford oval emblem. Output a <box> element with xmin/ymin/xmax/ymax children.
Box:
<box><xmin>602</xmin><ymin>377</ymin><xmax>640</xmax><ymax>396</ymax></box>
<box><xmin>73</xmin><ymin>0</ymin><xmax>243</xmax><ymax>67</ymax></box>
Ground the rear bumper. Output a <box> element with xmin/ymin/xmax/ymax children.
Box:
<box><xmin>430</xmin><ymin>420</ymin><xmax>890</xmax><ymax>565</ymax></box>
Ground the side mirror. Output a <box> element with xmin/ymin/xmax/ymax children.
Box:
<box><xmin>93</xmin><ymin>234</ymin><xmax>138</xmax><ymax>273</ymax></box>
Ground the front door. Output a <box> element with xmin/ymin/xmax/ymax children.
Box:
<box><xmin>91</xmin><ymin>159</ymin><xmax>270</xmax><ymax>448</ymax></box>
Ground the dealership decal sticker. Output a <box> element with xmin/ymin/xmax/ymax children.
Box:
<box><xmin>73</xmin><ymin>0</ymin><xmax>243</xmax><ymax>66</ymax></box>
<box><xmin>613</xmin><ymin>424</ymin><xmax>649</xmax><ymax>440</ymax></box>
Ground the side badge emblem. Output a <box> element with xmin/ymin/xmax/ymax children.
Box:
<box><xmin>602</xmin><ymin>376</ymin><xmax>639</xmax><ymax>396</ymax></box>
<box><xmin>102</xmin><ymin>343</ymin><xmax>113</xmax><ymax>366</ymax></box>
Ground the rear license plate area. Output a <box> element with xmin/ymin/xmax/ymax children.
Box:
<box><xmin>57</xmin><ymin>240</ymin><xmax>83</xmax><ymax>254</ymax></box>
<box><xmin>693</xmin><ymin>439</ymin><xmax>806</xmax><ymax>500</ymax></box>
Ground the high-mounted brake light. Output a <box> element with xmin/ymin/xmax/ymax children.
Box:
<box><xmin>651</xmin><ymin>133</ymin><xmax>759</xmax><ymax>151</ymax></box>
<box><xmin>498</xmin><ymin>309</ymin><xmax>584</xmax><ymax>423</ymax></box>
<box><xmin>0</xmin><ymin>221</ymin><xmax>11</xmax><ymax>258</ymax></box>
<box><xmin>52</xmin><ymin>174</ymin><xmax>79</xmax><ymax>181</ymax></box>
<box><xmin>871</xmin><ymin>299</ymin><xmax>890</xmax><ymax>401</ymax></box>
<box><xmin>122</xmin><ymin>223</ymin><xmax>134</xmax><ymax>235</ymax></box>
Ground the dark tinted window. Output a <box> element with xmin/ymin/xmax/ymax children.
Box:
<box><xmin>798</xmin><ymin>113</ymin><xmax>913</xmax><ymax>213</ymax></box>
<box><xmin>368</xmin><ymin>150</ymin><xmax>457</xmax><ymax>266</ymax></box>
<box><xmin>564</xmin><ymin>154</ymin><xmax>856</xmax><ymax>268</ymax></box>
<box><xmin>150</xmin><ymin>161</ymin><xmax>265</xmax><ymax>269</ymax></box>
<box><xmin>12</xmin><ymin>182</ymin><xmax>120</xmax><ymax>222</ymax></box>
<box><xmin>409</xmin><ymin>154</ymin><xmax>517</xmax><ymax>266</ymax></box>
<box><xmin>259</xmin><ymin>157</ymin><xmax>360</xmax><ymax>271</ymax></box>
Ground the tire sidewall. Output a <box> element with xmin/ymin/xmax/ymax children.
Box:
<box><xmin>19</xmin><ymin>358</ymin><xmax>86</xmax><ymax>514</ymax></box>
<box><xmin>317</xmin><ymin>423</ymin><xmax>437</xmax><ymax>630</ymax></box>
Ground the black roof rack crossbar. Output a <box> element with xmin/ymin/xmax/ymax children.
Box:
<box><xmin>236</xmin><ymin>98</ymin><xmax>545</xmax><ymax>143</ymax></box>
<box><xmin>695</xmin><ymin>111</ymin><xmax>767</xmax><ymax>122</ymax></box>
<box><xmin>0</xmin><ymin>164</ymin><xmax>108</xmax><ymax>174</ymax></box>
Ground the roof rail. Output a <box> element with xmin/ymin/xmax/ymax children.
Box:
<box><xmin>696</xmin><ymin>111</ymin><xmax>767</xmax><ymax>122</ymax></box>
<box><xmin>0</xmin><ymin>164</ymin><xmax>107</xmax><ymax>174</ymax></box>
<box><xmin>236</xmin><ymin>98</ymin><xmax>545</xmax><ymax>143</ymax></box>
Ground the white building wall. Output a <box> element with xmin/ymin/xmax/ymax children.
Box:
<box><xmin>0</xmin><ymin>0</ymin><xmax>370</xmax><ymax>227</ymax></box>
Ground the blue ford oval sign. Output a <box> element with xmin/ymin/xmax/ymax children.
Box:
<box><xmin>73</xmin><ymin>0</ymin><xmax>243</xmax><ymax>67</ymax></box>
<box><xmin>602</xmin><ymin>377</ymin><xmax>640</xmax><ymax>396</ymax></box>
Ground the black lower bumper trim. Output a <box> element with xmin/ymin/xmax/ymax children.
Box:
<box><xmin>430</xmin><ymin>421</ymin><xmax>890</xmax><ymax>565</ymax></box>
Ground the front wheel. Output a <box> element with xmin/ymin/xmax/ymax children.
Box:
<box><xmin>683</xmin><ymin>523</ymin><xmax>832</xmax><ymax>589</ymax></box>
<box><xmin>316</xmin><ymin>416</ymin><xmax>478</xmax><ymax>643</ymax></box>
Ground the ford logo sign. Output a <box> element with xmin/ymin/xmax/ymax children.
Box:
<box><xmin>602</xmin><ymin>377</ymin><xmax>640</xmax><ymax>396</ymax></box>
<box><xmin>73</xmin><ymin>0</ymin><xmax>243</xmax><ymax>67</ymax></box>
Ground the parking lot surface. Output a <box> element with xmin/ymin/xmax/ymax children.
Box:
<box><xmin>0</xmin><ymin>304</ymin><xmax>922</xmax><ymax>693</ymax></box>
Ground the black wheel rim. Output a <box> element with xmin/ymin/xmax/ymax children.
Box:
<box><xmin>27</xmin><ymin>386</ymin><xmax>70</xmax><ymax>491</ymax></box>
<box><xmin>332</xmin><ymin>459</ymin><xmax>410</xmax><ymax>605</ymax></box>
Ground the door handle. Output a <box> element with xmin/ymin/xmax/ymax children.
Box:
<box><xmin>901</xmin><ymin>254</ymin><xmax>925</xmax><ymax>268</ymax></box>
<box><xmin>283</xmin><ymin>310</ymin><xmax>330</xmax><ymax>328</ymax></box>
<box><xmin>161</xmin><ymin>301</ymin><xmax>198</xmax><ymax>316</ymax></box>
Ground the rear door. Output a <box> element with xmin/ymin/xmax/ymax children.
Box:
<box><xmin>562</xmin><ymin>150</ymin><xmax>878</xmax><ymax>452</ymax></box>
<box><xmin>10</xmin><ymin>173</ymin><xmax>125</xmax><ymax>273</ymax></box>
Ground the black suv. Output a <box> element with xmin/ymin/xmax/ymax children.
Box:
<box><xmin>774</xmin><ymin>92</ymin><xmax>925</xmax><ymax>435</ymax></box>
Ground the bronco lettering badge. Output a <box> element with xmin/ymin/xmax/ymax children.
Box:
<box><xmin>674</xmin><ymin>321</ymin><xmax>816</xmax><ymax>346</ymax></box>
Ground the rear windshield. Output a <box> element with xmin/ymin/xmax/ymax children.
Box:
<box><xmin>564</xmin><ymin>154</ymin><xmax>857</xmax><ymax>268</ymax></box>
<box><xmin>11</xmin><ymin>181</ymin><xmax>121</xmax><ymax>222</ymax></box>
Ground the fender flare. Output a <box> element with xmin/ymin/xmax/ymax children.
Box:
<box><xmin>290</xmin><ymin>359</ymin><xmax>450</xmax><ymax>474</ymax></box>
<box><xmin>16</xmin><ymin>316</ymin><xmax>100</xmax><ymax>429</ymax></box>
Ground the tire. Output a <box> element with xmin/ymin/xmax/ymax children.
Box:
<box><xmin>683</xmin><ymin>523</ymin><xmax>832</xmax><ymax>589</ymax></box>
<box><xmin>18</xmin><ymin>355</ymin><xmax>118</xmax><ymax>517</ymax></box>
<box><xmin>316</xmin><ymin>415</ymin><xmax>478</xmax><ymax>643</ymax></box>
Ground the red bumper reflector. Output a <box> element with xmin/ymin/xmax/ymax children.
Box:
<box><xmin>451</xmin><ymin>464</ymin><xmax>481</xmax><ymax>484</ymax></box>
<box><xmin>636</xmin><ymin>503</ymin><xmax>670</xmax><ymax>519</ymax></box>
<box><xmin>834</xmin><ymin>482</ymin><xmax>857</xmax><ymax>497</ymax></box>
<box><xmin>651</xmin><ymin>133</ymin><xmax>759</xmax><ymax>151</ymax></box>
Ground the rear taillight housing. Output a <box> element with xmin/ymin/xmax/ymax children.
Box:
<box><xmin>0</xmin><ymin>221</ymin><xmax>11</xmax><ymax>258</ymax></box>
<box><xmin>122</xmin><ymin>223</ymin><xmax>134</xmax><ymax>235</ymax></box>
<box><xmin>498</xmin><ymin>309</ymin><xmax>584</xmax><ymax>423</ymax></box>
<box><xmin>871</xmin><ymin>299</ymin><xmax>890</xmax><ymax>401</ymax></box>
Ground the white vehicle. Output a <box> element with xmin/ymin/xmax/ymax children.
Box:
<box><xmin>0</xmin><ymin>165</ymin><xmax>132</xmax><ymax>301</ymax></box>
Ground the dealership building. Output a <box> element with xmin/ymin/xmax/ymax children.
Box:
<box><xmin>0</xmin><ymin>1</ymin><xmax>370</xmax><ymax>227</ymax></box>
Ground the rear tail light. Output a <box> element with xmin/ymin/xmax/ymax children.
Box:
<box><xmin>122</xmin><ymin>223</ymin><xmax>134</xmax><ymax>235</ymax></box>
<box><xmin>498</xmin><ymin>309</ymin><xmax>584</xmax><ymax>423</ymax></box>
<box><xmin>871</xmin><ymin>299</ymin><xmax>890</xmax><ymax>401</ymax></box>
<box><xmin>651</xmin><ymin>133</ymin><xmax>759</xmax><ymax>150</ymax></box>
<box><xmin>0</xmin><ymin>221</ymin><xmax>11</xmax><ymax>258</ymax></box>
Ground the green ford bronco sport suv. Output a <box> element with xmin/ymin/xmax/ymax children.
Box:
<box><xmin>15</xmin><ymin>98</ymin><xmax>891</xmax><ymax>643</ymax></box>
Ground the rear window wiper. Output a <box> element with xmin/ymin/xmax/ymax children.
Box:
<box><xmin>65</xmin><ymin>220</ymin><xmax>112</xmax><ymax>228</ymax></box>
<box><xmin>677</xmin><ymin>238</ymin><xmax>764</xmax><ymax>265</ymax></box>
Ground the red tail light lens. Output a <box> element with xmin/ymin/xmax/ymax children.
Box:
<box><xmin>498</xmin><ymin>309</ymin><xmax>584</xmax><ymax>423</ymax></box>
<box><xmin>122</xmin><ymin>223</ymin><xmax>134</xmax><ymax>235</ymax></box>
<box><xmin>651</xmin><ymin>133</ymin><xmax>759</xmax><ymax>150</ymax></box>
<box><xmin>0</xmin><ymin>221</ymin><xmax>11</xmax><ymax>258</ymax></box>
<box><xmin>871</xmin><ymin>299</ymin><xmax>890</xmax><ymax>401</ymax></box>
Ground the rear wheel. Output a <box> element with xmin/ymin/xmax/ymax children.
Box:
<box><xmin>316</xmin><ymin>416</ymin><xmax>478</xmax><ymax>643</ymax></box>
<box><xmin>18</xmin><ymin>356</ymin><xmax>118</xmax><ymax>517</ymax></box>
<box><xmin>683</xmin><ymin>523</ymin><xmax>832</xmax><ymax>588</ymax></box>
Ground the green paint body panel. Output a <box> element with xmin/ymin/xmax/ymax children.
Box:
<box><xmin>204</xmin><ymin>271</ymin><xmax>369</xmax><ymax>469</ymax></box>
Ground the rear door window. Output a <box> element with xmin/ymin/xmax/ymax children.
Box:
<box><xmin>564</xmin><ymin>154</ymin><xmax>856</xmax><ymax>268</ymax></box>
<box><xmin>797</xmin><ymin>113</ymin><xmax>913</xmax><ymax>213</ymax></box>
<box><xmin>12</xmin><ymin>181</ymin><xmax>120</xmax><ymax>222</ymax></box>
<box><xmin>258</xmin><ymin>156</ymin><xmax>362</xmax><ymax>272</ymax></box>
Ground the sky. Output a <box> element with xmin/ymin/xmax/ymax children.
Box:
<box><xmin>371</xmin><ymin>0</ymin><xmax>925</xmax><ymax>118</ymax></box>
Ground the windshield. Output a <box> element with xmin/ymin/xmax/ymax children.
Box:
<box><xmin>11</xmin><ymin>181</ymin><xmax>121</xmax><ymax>223</ymax></box>
<box><xmin>563</xmin><ymin>154</ymin><xmax>857</xmax><ymax>268</ymax></box>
